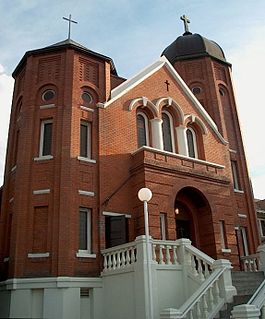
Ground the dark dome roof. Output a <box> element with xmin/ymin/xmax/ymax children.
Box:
<box><xmin>162</xmin><ymin>33</ymin><xmax>230</xmax><ymax>65</ymax></box>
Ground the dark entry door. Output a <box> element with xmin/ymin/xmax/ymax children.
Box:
<box><xmin>105</xmin><ymin>216</ymin><xmax>127</xmax><ymax>248</ymax></box>
<box><xmin>176</xmin><ymin>220</ymin><xmax>191</xmax><ymax>239</ymax></box>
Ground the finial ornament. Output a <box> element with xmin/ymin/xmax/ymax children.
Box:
<box><xmin>63</xmin><ymin>14</ymin><xmax>78</xmax><ymax>40</ymax></box>
<box><xmin>180</xmin><ymin>14</ymin><xmax>191</xmax><ymax>35</ymax></box>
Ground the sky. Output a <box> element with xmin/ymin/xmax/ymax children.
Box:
<box><xmin>0</xmin><ymin>0</ymin><xmax>264</xmax><ymax>199</ymax></box>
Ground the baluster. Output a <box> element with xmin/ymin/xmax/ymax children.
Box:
<box><xmin>204</xmin><ymin>263</ymin><xmax>210</xmax><ymax>278</ymax></box>
<box><xmin>189</xmin><ymin>308</ymin><xmax>194</xmax><ymax>319</ymax></box>
<box><xmin>173</xmin><ymin>246</ymin><xmax>178</xmax><ymax>265</ymax></box>
<box><xmin>107</xmin><ymin>254</ymin><xmax>112</xmax><ymax>270</ymax></box>
<box><xmin>243</xmin><ymin>259</ymin><xmax>247</xmax><ymax>272</ymax></box>
<box><xmin>113</xmin><ymin>253</ymin><xmax>117</xmax><ymax>270</ymax></box>
<box><xmin>116</xmin><ymin>251</ymin><xmax>121</xmax><ymax>268</ymax></box>
<box><xmin>126</xmin><ymin>249</ymin><xmax>131</xmax><ymax>265</ymax></box>
<box><xmin>121</xmin><ymin>250</ymin><xmax>126</xmax><ymax>267</ymax></box>
<box><xmin>131</xmin><ymin>247</ymin><xmax>136</xmax><ymax>263</ymax></box>
<box><xmin>213</xmin><ymin>281</ymin><xmax>220</xmax><ymax>303</ymax></box>
<box><xmin>191</xmin><ymin>255</ymin><xmax>198</xmax><ymax>276</ymax></box>
<box><xmin>261</xmin><ymin>305</ymin><xmax>265</xmax><ymax>319</ymax></box>
<box><xmin>159</xmin><ymin>245</ymin><xmax>165</xmax><ymax>264</ymax></box>
<box><xmin>198</xmin><ymin>260</ymin><xmax>205</xmax><ymax>281</ymax></box>
<box><xmin>196</xmin><ymin>300</ymin><xmax>202</xmax><ymax>319</ymax></box>
<box><xmin>253</xmin><ymin>257</ymin><xmax>258</xmax><ymax>271</ymax></box>
<box><xmin>208</xmin><ymin>285</ymin><xmax>215</xmax><ymax>311</ymax></box>
<box><xmin>152</xmin><ymin>244</ymin><xmax>157</xmax><ymax>262</ymax></box>
<box><xmin>166</xmin><ymin>245</ymin><xmax>171</xmax><ymax>264</ymax></box>
<box><xmin>258</xmin><ymin>257</ymin><xmax>261</xmax><ymax>271</ymax></box>
<box><xmin>202</xmin><ymin>294</ymin><xmax>208</xmax><ymax>317</ymax></box>
<box><xmin>103</xmin><ymin>254</ymin><xmax>107</xmax><ymax>271</ymax></box>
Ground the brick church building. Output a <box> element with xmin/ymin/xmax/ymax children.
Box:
<box><xmin>0</xmin><ymin>17</ymin><xmax>260</xmax><ymax>318</ymax></box>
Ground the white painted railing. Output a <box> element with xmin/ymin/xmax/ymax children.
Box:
<box><xmin>241</xmin><ymin>254</ymin><xmax>261</xmax><ymax>272</ymax></box>
<box><xmin>152</xmin><ymin>240</ymin><xmax>180</xmax><ymax>265</ymax></box>
<box><xmin>102</xmin><ymin>242</ymin><xmax>137</xmax><ymax>272</ymax></box>
<box><xmin>185</xmin><ymin>245</ymin><xmax>215</xmax><ymax>281</ymax></box>
<box><xmin>161</xmin><ymin>267</ymin><xmax>227</xmax><ymax>319</ymax></box>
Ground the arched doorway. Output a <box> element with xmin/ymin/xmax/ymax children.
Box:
<box><xmin>175</xmin><ymin>187</ymin><xmax>215</xmax><ymax>257</ymax></box>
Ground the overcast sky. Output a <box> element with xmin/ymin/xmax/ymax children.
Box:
<box><xmin>0</xmin><ymin>0</ymin><xmax>264</xmax><ymax>199</ymax></box>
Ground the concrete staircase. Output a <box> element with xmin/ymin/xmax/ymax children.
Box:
<box><xmin>218</xmin><ymin>271</ymin><xmax>264</xmax><ymax>318</ymax></box>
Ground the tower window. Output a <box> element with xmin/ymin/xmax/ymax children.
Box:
<box><xmin>192</xmin><ymin>87</ymin><xmax>202</xmax><ymax>95</ymax></box>
<box><xmin>137</xmin><ymin>112</ymin><xmax>149</xmax><ymax>148</ymax></box>
<box><xmin>79</xmin><ymin>208</ymin><xmax>92</xmax><ymax>252</ymax></box>
<box><xmin>39</xmin><ymin>120</ymin><xmax>53</xmax><ymax>157</ymax></box>
<box><xmin>160</xmin><ymin>213</ymin><xmax>167</xmax><ymax>240</ymax></box>
<box><xmin>231</xmin><ymin>160</ymin><xmax>242</xmax><ymax>190</ymax></box>
<box><xmin>186</xmin><ymin>127</ymin><xmax>197</xmax><ymax>158</ymax></box>
<box><xmin>219</xmin><ymin>88</ymin><xmax>225</xmax><ymax>96</ymax></box>
<box><xmin>80</xmin><ymin>121</ymin><xmax>92</xmax><ymax>158</ymax></box>
<box><xmin>42</xmin><ymin>90</ymin><xmax>55</xmax><ymax>102</ymax></box>
<box><xmin>82</xmin><ymin>91</ymin><xmax>93</xmax><ymax>104</ymax></box>
<box><xmin>162</xmin><ymin>111</ymin><xmax>173</xmax><ymax>152</ymax></box>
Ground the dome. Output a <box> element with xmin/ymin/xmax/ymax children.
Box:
<box><xmin>162</xmin><ymin>33</ymin><xmax>230</xmax><ymax>66</ymax></box>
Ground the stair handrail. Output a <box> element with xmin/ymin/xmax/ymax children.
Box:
<box><xmin>247</xmin><ymin>279</ymin><xmax>265</xmax><ymax>309</ymax></box>
<box><xmin>185</xmin><ymin>244</ymin><xmax>215</xmax><ymax>266</ymax></box>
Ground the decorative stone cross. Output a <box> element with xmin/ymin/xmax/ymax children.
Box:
<box><xmin>180</xmin><ymin>14</ymin><xmax>191</xmax><ymax>34</ymax></box>
<box><xmin>165</xmin><ymin>80</ymin><xmax>170</xmax><ymax>91</ymax></box>
<box><xmin>63</xmin><ymin>14</ymin><xmax>78</xmax><ymax>40</ymax></box>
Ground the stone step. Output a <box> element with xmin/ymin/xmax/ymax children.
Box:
<box><xmin>232</xmin><ymin>271</ymin><xmax>264</xmax><ymax>296</ymax></box>
<box><xmin>218</xmin><ymin>295</ymin><xmax>251</xmax><ymax>319</ymax></box>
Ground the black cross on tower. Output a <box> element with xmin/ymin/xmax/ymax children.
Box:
<box><xmin>63</xmin><ymin>14</ymin><xmax>78</xmax><ymax>40</ymax></box>
<box><xmin>180</xmin><ymin>14</ymin><xmax>192</xmax><ymax>35</ymax></box>
<box><xmin>165</xmin><ymin>80</ymin><xmax>170</xmax><ymax>92</ymax></box>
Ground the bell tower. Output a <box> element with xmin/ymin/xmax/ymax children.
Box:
<box><xmin>162</xmin><ymin>16</ymin><xmax>259</xmax><ymax>257</ymax></box>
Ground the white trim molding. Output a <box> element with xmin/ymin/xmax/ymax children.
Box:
<box><xmin>77</xmin><ymin>156</ymin><xmax>96</xmax><ymax>164</ymax></box>
<box><xmin>103</xmin><ymin>211</ymin><xmax>132</xmax><ymax>218</ymax></box>
<box><xmin>238</xmin><ymin>214</ymin><xmax>247</xmax><ymax>219</ymax></box>
<box><xmin>33</xmin><ymin>189</ymin><xmax>50</xmax><ymax>195</ymax></box>
<box><xmin>28</xmin><ymin>252</ymin><xmax>50</xmax><ymax>258</ymax></box>
<box><xmin>80</xmin><ymin>105</ymin><xmax>94</xmax><ymax>112</ymax></box>
<box><xmin>39</xmin><ymin>104</ymin><xmax>56</xmax><ymax>109</ymax></box>
<box><xmin>76</xmin><ymin>251</ymin><xmax>97</xmax><ymax>258</ymax></box>
<box><xmin>34</xmin><ymin>155</ymin><xmax>53</xmax><ymax>161</ymax></box>
<box><xmin>78</xmin><ymin>190</ymin><xmax>95</xmax><ymax>197</ymax></box>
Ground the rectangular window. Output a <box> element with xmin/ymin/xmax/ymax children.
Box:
<box><xmin>259</xmin><ymin>219</ymin><xmax>265</xmax><ymax>237</ymax></box>
<box><xmin>39</xmin><ymin>120</ymin><xmax>53</xmax><ymax>157</ymax></box>
<box><xmin>160</xmin><ymin>213</ymin><xmax>167</xmax><ymax>240</ymax></box>
<box><xmin>80</xmin><ymin>121</ymin><xmax>91</xmax><ymax>158</ymax></box>
<box><xmin>220</xmin><ymin>220</ymin><xmax>228</xmax><ymax>249</ymax></box>
<box><xmin>79</xmin><ymin>208</ymin><xmax>91</xmax><ymax>253</ymax></box>
<box><xmin>231</xmin><ymin>160</ymin><xmax>241</xmax><ymax>190</ymax></box>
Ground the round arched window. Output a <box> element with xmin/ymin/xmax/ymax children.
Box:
<box><xmin>219</xmin><ymin>88</ymin><xmax>225</xmax><ymax>96</ymax></box>
<box><xmin>42</xmin><ymin>90</ymin><xmax>56</xmax><ymax>102</ymax></box>
<box><xmin>82</xmin><ymin>91</ymin><xmax>93</xmax><ymax>104</ymax></box>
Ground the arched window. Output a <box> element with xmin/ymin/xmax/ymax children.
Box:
<box><xmin>162</xmin><ymin>111</ymin><xmax>174</xmax><ymax>152</ymax></box>
<box><xmin>137</xmin><ymin>112</ymin><xmax>149</xmax><ymax>148</ymax></box>
<box><xmin>186</xmin><ymin>127</ymin><xmax>198</xmax><ymax>158</ymax></box>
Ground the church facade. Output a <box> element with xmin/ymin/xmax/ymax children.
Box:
<box><xmin>0</xmin><ymin>18</ymin><xmax>260</xmax><ymax>318</ymax></box>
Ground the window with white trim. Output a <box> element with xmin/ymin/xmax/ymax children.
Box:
<box><xmin>160</xmin><ymin>213</ymin><xmax>167</xmax><ymax>240</ymax></box>
<box><xmin>186</xmin><ymin>127</ymin><xmax>198</xmax><ymax>158</ymax></box>
<box><xmin>220</xmin><ymin>220</ymin><xmax>228</xmax><ymax>249</ymax></box>
<box><xmin>162</xmin><ymin>111</ymin><xmax>174</xmax><ymax>152</ymax></box>
<box><xmin>80</xmin><ymin>121</ymin><xmax>92</xmax><ymax>158</ymax></box>
<box><xmin>79</xmin><ymin>208</ymin><xmax>92</xmax><ymax>253</ymax></box>
<box><xmin>231</xmin><ymin>160</ymin><xmax>242</xmax><ymax>191</ymax></box>
<box><xmin>39</xmin><ymin>119</ymin><xmax>53</xmax><ymax>157</ymax></box>
<box><xmin>137</xmin><ymin>112</ymin><xmax>149</xmax><ymax>148</ymax></box>
<box><xmin>259</xmin><ymin>219</ymin><xmax>265</xmax><ymax>238</ymax></box>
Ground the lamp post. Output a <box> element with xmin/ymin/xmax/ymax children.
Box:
<box><xmin>138</xmin><ymin>187</ymin><xmax>153</xmax><ymax>319</ymax></box>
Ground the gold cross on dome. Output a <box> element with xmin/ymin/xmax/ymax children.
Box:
<box><xmin>63</xmin><ymin>14</ymin><xmax>78</xmax><ymax>40</ymax></box>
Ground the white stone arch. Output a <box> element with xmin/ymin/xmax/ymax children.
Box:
<box><xmin>129</xmin><ymin>97</ymin><xmax>159</xmax><ymax>118</ymax></box>
<box><xmin>155</xmin><ymin>97</ymin><xmax>185</xmax><ymax>125</ymax></box>
<box><xmin>184</xmin><ymin>114</ymin><xmax>208</xmax><ymax>135</ymax></box>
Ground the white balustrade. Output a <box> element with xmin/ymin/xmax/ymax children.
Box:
<box><xmin>102</xmin><ymin>243</ymin><xmax>137</xmax><ymax>272</ymax></box>
<box><xmin>152</xmin><ymin>240</ymin><xmax>180</xmax><ymax>265</ymax></box>
<box><xmin>241</xmin><ymin>254</ymin><xmax>260</xmax><ymax>272</ymax></box>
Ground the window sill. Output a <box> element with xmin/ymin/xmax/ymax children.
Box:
<box><xmin>77</xmin><ymin>156</ymin><xmax>96</xmax><ymax>164</ymax></box>
<box><xmin>11</xmin><ymin>165</ymin><xmax>17</xmax><ymax>172</ymax></box>
<box><xmin>221</xmin><ymin>248</ymin><xmax>231</xmax><ymax>253</ymax></box>
<box><xmin>80</xmin><ymin>105</ymin><xmax>94</xmax><ymax>112</ymax></box>
<box><xmin>76</xmin><ymin>251</ymin><xmax>96</xmax><ymax>258</ymax></box>
<box><xmin>39</xmin><ymin>104</ymin><xmax>56</xmax><ymax>109</ymax></box>
<box><xmin>34</xmin><ymin>155</ymin><xmax>53</xmax><ymax>161</ymax></box>
<box><xmin>234</xmin><ymin>189</ymin><xmax>244</xmax><ymax>194</ymax></box>
<box><xmin>28</xmin><ymin>252</ymin><xmax>50</xmax><ymax>258</ymax></box>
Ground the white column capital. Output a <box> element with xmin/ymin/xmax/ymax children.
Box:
<box><xmin>232</xmin><ymin>304</ymin><xmax>260</xmax><ymax>319</ymax></box>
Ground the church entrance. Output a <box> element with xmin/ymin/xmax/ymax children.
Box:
<box><xmin>175</xmin><ymin>187</ymin><xmax>214</xmax><ymax>257</ymax></box>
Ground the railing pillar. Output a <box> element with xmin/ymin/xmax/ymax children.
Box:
<box><xmin>257</xmin><ymin>244</ymin><xmax>265</xmax><ymax>273</ymax></box>
<box><xmin>160</xmin><ymin>308</ymin><xmax>182</xmax><ymax>319</ymax></box>
<box><xmin>212</xmin><ymin>259</ymin><xmax>237</xmax><ymax>303</ymax></box>
<box><xmin>232</xmin><ymin>304</ymin><xmax>261</xmax><ymax>319</ymax></box>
